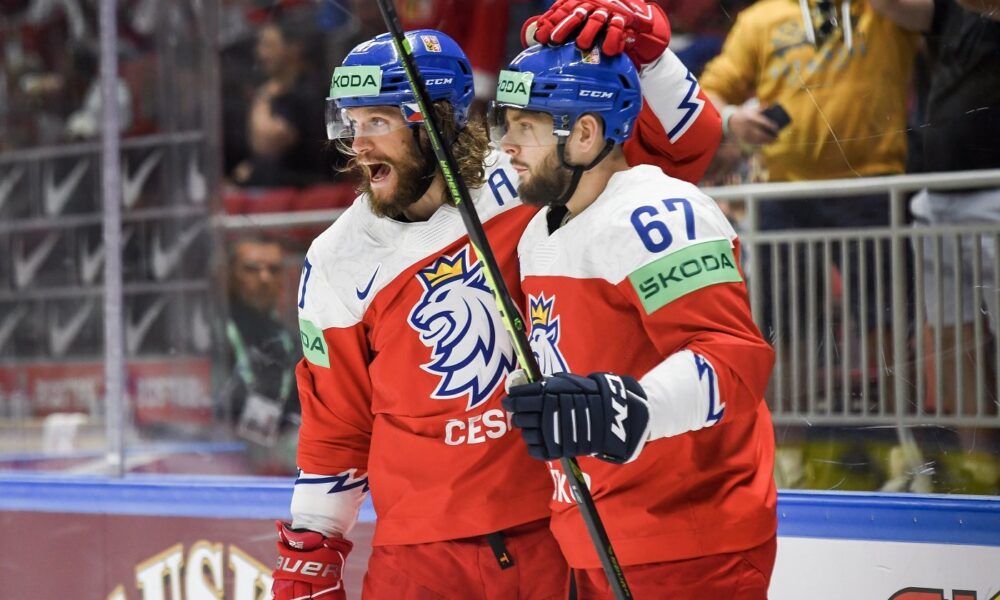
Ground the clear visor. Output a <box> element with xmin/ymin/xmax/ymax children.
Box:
<box><xmin>325</xmin><ymin>99</ymin><xmax>424</xmax><ymax>140</ymax></box>
<box><xmin>486</xmin><ymin>102</ymin><xmax>564</xmax><ymax>147</ymax></box>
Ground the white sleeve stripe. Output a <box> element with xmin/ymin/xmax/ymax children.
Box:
<box><xmin>639</xmin><ymin>49</ymin><xmax>706</xmax><ymax>143</ymax></box>
<box><xmin>639</xmin><ymin>350</ymin><xmax>724</xmax><ymax>441</ymax></box>
<box><xmin>291</xmin><ymin>470</ymin><xmax>369</xmax><ymax>538</ymax></box>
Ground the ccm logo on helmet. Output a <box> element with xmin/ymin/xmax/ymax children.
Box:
<box><xmin>580</xmin><ymin>89</ymin><xmax>614</xmax><ymax>99</ymax></box>
<box><xmin>426</xmin><ymin>77</ymin><xmax>454</xmax><ymax>86</ymax></box>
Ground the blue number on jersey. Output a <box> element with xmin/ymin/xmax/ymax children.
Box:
<box><xmin>298</xmin><ymin>258</ymin><xmax>313</xmax><ymax>309</ymax></box>
<box><xmin>630</xmin><ymin>197</ymin><xmax>696</xmax><ymax>253</ymax></box>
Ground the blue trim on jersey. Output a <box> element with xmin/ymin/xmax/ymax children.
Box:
<box><xmin>667</xmin><ymin>70</ymin><xmax>703</xmax><ymax>142</ymax></box>
<box><xmin>1</xmin><ymin>476</ymin><xmax>997</xmax><ymax>546</ymax></box>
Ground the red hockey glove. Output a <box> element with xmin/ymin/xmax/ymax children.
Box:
<box><xmin>272</xmin><ymin>521</ymin><xmax>353</xmax><ymax>600</ymax></box>
<box><xmin>523</xmin><ymin>0</ymin><xmax>671</xmax><ymax>67</ymax></box>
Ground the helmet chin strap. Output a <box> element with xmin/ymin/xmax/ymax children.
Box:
<box><xmin>553</xmin><ymin>137</ymin><xmax>615</xmax><ymax>207</ymax></box>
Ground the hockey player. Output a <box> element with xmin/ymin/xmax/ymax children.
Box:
<box><xmin>496</xmin><ymin>44</ymin><xmax>778</xmax><ymax>598</ymax></box>
<box><xmin>272</xmin><ymin>10</ymin><xmax>721</xmax><ymax>598</ymax></box>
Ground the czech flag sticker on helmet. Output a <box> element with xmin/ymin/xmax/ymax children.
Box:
<box><xmin>421</xmin><ymin>34</ymin><xmax>442</xmax><ymax>53</ymax></box>
<box><xmin>402</xmin><ymin>102</ymin><xmax>425</xmax><ymax>123</ymax></box>
<box><xmin>581</xmin><ymin>47</ymin><xmax>601</xmax><ymax>65</ymax></box>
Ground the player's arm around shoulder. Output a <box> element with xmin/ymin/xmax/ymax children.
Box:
<box><xmin>625</xmin><ymin>48</ymin><xmax>722</xmax><ymax>184</ymax></box>
<box><xmin>605</xmin><ymin>175</ymin><xmax>774</xmax><ymax>440</ymax></box>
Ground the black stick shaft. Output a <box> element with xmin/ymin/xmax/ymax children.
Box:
<box><xmin>373</xmin><ymin>3</ymin><xmax>633</xmax><ymax>598</ymax></box>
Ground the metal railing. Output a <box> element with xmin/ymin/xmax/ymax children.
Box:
<box><xmin>214</xmin><ymin>170</ymin><xmax>1000</xmax><ymax>428</ymax></box>
<box><xmin>707</xmin><ymin>169</ymin><xmax>1000</xmax><ymax>426</ymax></box>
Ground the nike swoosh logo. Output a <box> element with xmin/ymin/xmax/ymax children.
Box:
<box><xmin>13</xmin><ymin>232</ymin><xmax>60</xmax><ymax>289</ymax></box>
<box><xmin>122</xmin><ymin>151</ymin><xmax>161</xmax><ymax>209</ymax></box>
<box><xmin>151</xmin><ymin>221</ymin><xmax>206</xmax><ymax>281</ymax></box>
<box><xmin>0</xmin><ymin>306</ymin><xmax>28</xmax><ymax>351</ymax></box>
<box><xmin>0</xmin><ymin>166</ymin><xmax>26</xmax><ymax>212</ymax></box>
<box><xmin>79</xmin><ymin>228</ymin><xmax>133</xmax><ymax>285</ymax></box>
<box><xmin>126</xmin><ymin>297</ymin><xmax>167</xmax><ymax>355</ymax></box>
<box><xmin>191</xmin><ymin>301</ymin><xmax>212</xmax><ymax>352</ymax></box>
<box><xmin>187</xmin><ymin>153</ymin><xmax>207</xmax><ymax>204</ymax></box>
<box><xmin>44</xmin><ymin>160</ymin><xmax>89</xmax><ymax>216</ymax></box>
<box><xmin>355</xmin><ymin>264</ymin><xmax>382</xmax><ymax>300</ymax></box>
<box><xmin>49</xmin><ymin>300</ymin><xmax>95</xmax><ymax>357</ymax></box>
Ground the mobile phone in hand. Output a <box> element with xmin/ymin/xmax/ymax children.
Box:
<box><xmin>761</xmin><ymin>104</ymin><xmax>792</xmax><ymax>131</ymax></box>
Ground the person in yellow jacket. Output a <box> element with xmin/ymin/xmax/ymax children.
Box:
<box><xmin>700</xmin><ymin>0</ymin><xmax>918</xmax><ymax>426</ymax></box>
<box><xmin>702</xmin><ymin>0</ymin><xmax>917</xmax><ymax>182</ymax></box>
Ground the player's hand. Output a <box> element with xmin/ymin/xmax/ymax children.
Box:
<box><xmin>502</xmin><ymin>372</ymin><xmax>651</xmax><ymax>464</ymax></box>
<box><xmin>727</xmin><ymin>106</ymin><xmax>779</xmax><ymax>145</ymax></box>
<box><xmin>272</xmin><ymin>521</ymin><xmax>353</xmax><ymax>600</ymax></box>
<box><xmin>522</xmin><ymin>0</ymin><xmax>671</xmax><ymax>67</ymax></box>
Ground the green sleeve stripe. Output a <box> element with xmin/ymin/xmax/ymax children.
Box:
<box><xmin>627</xmin><ymin>239</ymin><xmax>742</xmax><ymax>314</ymax></box>
<box><xmin>299</xmin><ymin>318</ymin><xmax>331</xmax><ymax>368</ymax></box>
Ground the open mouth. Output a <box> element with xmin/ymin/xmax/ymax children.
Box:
<box><xmin>369</xmin><ymin>162</ymin><xmax>392</xmax><ymax>184</ymax></box>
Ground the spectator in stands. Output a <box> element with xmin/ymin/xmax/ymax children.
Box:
<box><xmin>223</xmin><ymin>236</ymin><xmax>300</xmax><ymax>474</ymax></box>
<box><xmin>231</xmin><ymin>12</ymin><xmax>329</xmax><ymax>188</ymax></box>
<box><xmin>63</xmin><ymin>44</ymin><xmax>133</xmax><ymax>139</ymax></box>
<box><xmin>397</xmin><ymin>0</ymin><xmax>511</xmax><ymax>101</ymax></box>
<box><xmin>660</xmin><ymin>0</ymin><xmax>755</xmax><ymax>76</ymax></box>
<box><xmin>874</xmin><ymin>0</ymin><xmax>1000</xmax><ymax>493</ymax></box>
<box><xmin>700</xmin><ymin>0</ymin><xmax>919</xmax><ymax>404</ymax></box>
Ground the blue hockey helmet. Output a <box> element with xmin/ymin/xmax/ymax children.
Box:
<box><xmin>489</xmin><ymin>44</ymin><xmax>641</xmax><ymax>146</ymax></box>
<box><xmin>327</xmin><ymin>29</ymin><xmax>475</xmax><ymax>139</ymax></box>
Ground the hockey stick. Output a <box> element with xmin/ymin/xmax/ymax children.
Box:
<box><xmin>373</xmin><ymin>2</ymin><xmax>633</xmax><ymax>598</ymax></box>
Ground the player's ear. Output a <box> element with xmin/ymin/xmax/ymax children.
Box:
<box><xmin>571</xmin><ymin>114</ymin><xmax>603</xmax><ymax>157</ymax></box>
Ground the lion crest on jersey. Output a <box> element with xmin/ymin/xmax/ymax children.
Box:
<box><xmin>409</xmin><ymin>247</ymin><xmax>516</xmax><ymax>411</ymax></box>
<box><xmin>528</xmin><ymin>293</ymin><xmax>569</xmax><ymax>375</ymax></box>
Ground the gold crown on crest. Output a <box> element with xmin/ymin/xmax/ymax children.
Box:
<box><xmin>529</xmin><ymin>295</ymin><xmax>554</xmax><ymax>326</ymax></box>
<box><xmin>418</xmin><ymin>252</ymin><xmax>468</xmax><ymax>287</ymax></box>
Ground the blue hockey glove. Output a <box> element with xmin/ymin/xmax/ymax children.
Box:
<box><xmin>502</xmin><ymin>372</ymin><xmax>650</xmax><ymax>464</ymax></box>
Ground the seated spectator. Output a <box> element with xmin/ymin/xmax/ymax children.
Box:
<box><xmin>222</xmin><ymin>235</ymin><xmax>300</xmax><ymax>474</ymax></box>
<box><xmin>231</xmin><ymin>12</ymin><xmax>329</xmax><ymax>188</ymax></box>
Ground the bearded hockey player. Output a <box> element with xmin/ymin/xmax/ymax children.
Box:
<box><xmin>271</xmin><ymin>8</ymin><xmax>722</xmax><ymax>598</ymax></box>
<box><xmin>496</xmin><ymin>44</ymin><xmax>778</xmax><ymax>598</ymax></box>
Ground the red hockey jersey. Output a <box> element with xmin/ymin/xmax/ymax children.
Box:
<box><xmin>517</xmin><ymin>165</ymin><xmax>777</xmax><ymax>568</ymax></box>
<box><xmin>292</xmin><ymin>52</ymin><xmax>722</xmax><ymax>547</ymax></box>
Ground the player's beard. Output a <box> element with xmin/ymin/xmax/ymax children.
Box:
<box><xmin>516</xmin><ymin>149</ymin><xmax>573</xmax><ymax>207</ymax></box>
<box><xmin>359</xmin><ymin>138</ymin><xmax>435</xmax><ymax>219</ymax></box>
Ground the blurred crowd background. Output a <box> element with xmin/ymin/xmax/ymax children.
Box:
<box><xmin>1</xmin><ymin>0</ymin><xmax>998</xmax><ymax>495</ymax></box>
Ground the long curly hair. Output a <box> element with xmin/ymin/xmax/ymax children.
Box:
<box><xmin>338</xmin><ymin>101</ymin><xmax>491</xmax><ymax>193</ymax></box>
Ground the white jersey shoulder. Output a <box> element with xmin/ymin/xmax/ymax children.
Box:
<box><xmin>299</xmin><ymin>150</ymin><xmax>522</xmax><ymax>330</ymax></box>
<box><xmin>519</xmin><ymin>164</ymin><xmax>736</xmax><ymax>284</ymax></box>
<box><xmin>639</xmin><ymin>48</ymin><xmax>706</xmax><ymax>143</ymax></box>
